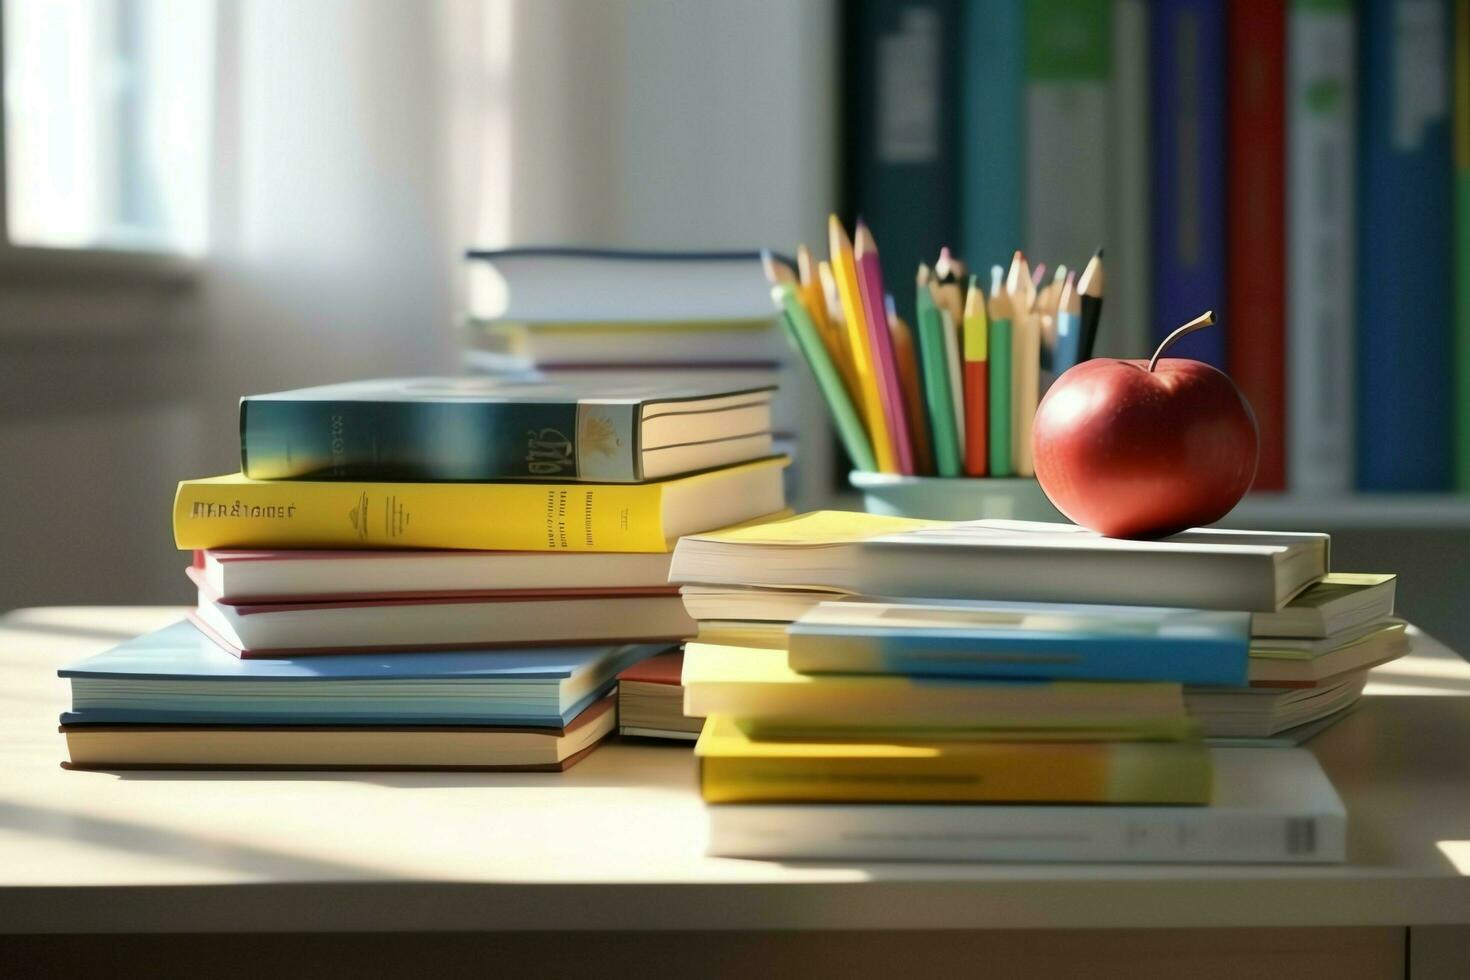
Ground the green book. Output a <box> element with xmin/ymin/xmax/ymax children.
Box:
<box><xmin>915</xmin><ymin>284</ymin><xmax>963</xmax><ymax>475</ymax></box>
<box><xmin>1457</xmin><ymin>0</ymin><xmax>1470</xmax><ymax>490</ymax></box>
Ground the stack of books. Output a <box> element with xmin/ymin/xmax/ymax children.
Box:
<box><xmin>462</xmin><ymin>248</ymin><xmax>824</xmax><ymax>504</ymax></box>
<box><xmin>57</xmin><ymin>377</ymin><xmax>790</xmax><ymax>771</ymax></box>
<box><xmin>667</xmin><ymin>511</ymin><xmax>1406</xmax><ymax>863</ymax></box>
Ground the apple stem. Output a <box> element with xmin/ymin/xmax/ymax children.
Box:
<box><xmin>1148</xmin><ymin>311</ymin><xmax>1216</xmax><ymax>372</ymax></box>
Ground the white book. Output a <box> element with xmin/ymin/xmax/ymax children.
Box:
<box><xmin>1287</xmin><ymin>2</ymin><xmax>1356</xmax><ymax>493</ymax></box>
<box><xmin>1102</xmin><ymin>0</ymin><xmax>1151</xmax><ymax>360</ymax></box>
<box><xmin>670</xmin><ymin>513</ymin><xmax>1330</xmax><ymax>612</ymax></box>
<box><xmin>707</xmin><ymin>748</ymin><xmax>1346</xmax><ymax>864</ymax></box>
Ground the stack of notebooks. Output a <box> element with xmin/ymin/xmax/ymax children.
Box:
<box><xmin>57</xmin><ymin>376</ymin><xmax>790</xmax><ymax>771</ymax></box>
<box><xmin>462</xmin><ymin>248</ymin><xmax>809</xmax><ymax>499</ymax></box>
<box><xmin>665</xmin><ymin>511</ymin><xmax>1405</xmax><ymax>863</ymax></box>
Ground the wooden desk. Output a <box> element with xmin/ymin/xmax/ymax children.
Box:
<box><xmin>3</xmin><ymin>606</ymin><xmax>1470</xmax><ymax>978</ymax></box>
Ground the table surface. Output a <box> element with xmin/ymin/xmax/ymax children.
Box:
<box><xmin>3</xmin><ymin>606</ymin><xmax>1470</xmax><ymax>934</ymax></box>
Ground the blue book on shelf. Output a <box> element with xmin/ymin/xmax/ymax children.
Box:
<box><xmin>1149</xmin><ymin>0</ymin><xmax>1227</xmax><ymax>366</ymax></box>
<box><xmin>959</xmin><ymin>0</ymin><xmax>1024</xmax><ymax>273</ymax></box>
<box><xmin>58</xmin><ymin>621</ymin><xmax>665</xmax><ymax>727</ymax></box>
<box><xmin>1356</xmin><ymin>0</ymin><xmax>1454</xmax><ymax>490</ymax></box>
<box><xmin>787</xmin><ymin>602</ymin><xmax>1251</xmax><ymax>685</ymax></box>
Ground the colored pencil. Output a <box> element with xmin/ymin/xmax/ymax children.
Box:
<box><xmin>773</xmin><ymin>283</ymin><xmax>877</xmax><ymax>472</ymax></box>
<box><xmin>799</xmin><ymin>245</ymin><xmax>860</xmax><ymax>405</ymax></box>
<box><xmin>1054</xmin><ymin>270</ymin><xmax>1082</xmax><ymax>376</ymax></box>
<box><xmin>987</xmin><ymin>266</ymin><xmax>1014</xmax><ymax>477</ymax></box>
<box><xmin>829</xmin><ymin>216</ymin><xmax>896</xmax><ymax>472</ymax></box>
<box><xmin>1078</xmin><ymin>248</ymin><xmax>1105</xmax><ymax>359</ymax></box>
<box><xmin>962</xmin><ymin>273</ymin><xmax>989</xmax><ymax>476</ymax></box>
<box><xmin>933</xmin><ymin>246</ymin><xmax>966</xmax><ymax>326</ymax></box>
<box><xmin>761</xmin><ymin>249</ymin><xmax>798</xmax><ymax>286</ymax></box>
<box><xmin>916</xmin><ymin>266</ymin><xmax>963</xmax><ymax>475</ymax></box>
<box><xmin>936</xmin><ymin>292</ymin><xmax>967</xmax><ymax>460</ymax></box>
<box><xmin>854</xmin><ymin>222</ymin><xmax>916</xmax><ymax>475</ymax></box>
<box><xmin>1006</xmin><ymin>252</ymin><xmax>1039</xmax><ymax>476</ymax></box>
<box><xmin>887</xmin><ymin>298</ymin><xmax>934</xmax><ymax>475</ymax></box>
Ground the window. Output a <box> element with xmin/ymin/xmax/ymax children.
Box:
<box><xmin>2</xmin><ymin>0</ymin><xmax>215</xmax><ymax>255</ymax></box>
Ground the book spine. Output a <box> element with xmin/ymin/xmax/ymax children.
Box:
<box><xmin>845</xmin><ymin>0</ymin><xmax>962</xmax><ymax>326</ymax></box>
<box><xmin>1288</xmin><ymin>0</ymin><xmax>1356</xmax><ymax>494</ymax></box>
<box><xmin>787</xmin><ymin>632</ymin><xmax>1249</xmax><ymax>686</ymax></box>
<box><xmin>1459</xmin><ymin>0</ymin><xmax>1470</xmax><ymax>491</ymax></box>
<box><xmin>1356</xmin><ymin>0</ymin><xmax>1454</xmax><ymax>490</ymax></box>
<box><xmin>1023</xmin><ymin>0</ymin><xmax>1110</xmax><ymax>271</ymax></box>
<box><xmin>708</xmin><ymin>805</ymin><xmax>1346</xmax><ymax>863</ymax></box>
<box><xmin>700</xmin><ymin>742</ymin><xmax>1211</xmax><ymax>805</ymax></box>
<box><xmin>174</xmin><ymin>478</ymin><xmax>671</xmax><ymax>552</ymax></box>
<box><xmin>1149</xmin><ymin>0</ymin><xmax>1227</xmax><ymax>366</ymax></box>
<box><xmin>1099</xmin><ymin>0</ymin><xmax>1151</xmax><ymax>360</ymax></box>
<box><xmin>959</xmin><ymin>0</ymin><xmax>1024</xmax><ymax>272</ymax></box>
<box><xmin>1227</xmin><ymin>0</ymin><xmax>1287</xmax><ymax>491</ymax></box>
<box><xmin>240</xmin><ymin>398</ymin><xmax>641</xmax><ymax>483</ymax></box>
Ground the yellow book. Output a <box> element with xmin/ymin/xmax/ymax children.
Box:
<box><xmin>174</xmin><ymin>457</ymin><xmax>788</xmax><ymax>552</ymax></box>
<box><xmin>681</xmin><ymin>643</ymin><xmax>1192</xmax><ymax>742</ymax></box>
<box><xmin>696</xmin><ymin>715</ymin><xmax>1212</xmax><ymax>805</ymax></box>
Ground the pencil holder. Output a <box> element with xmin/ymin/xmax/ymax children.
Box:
<box><xmin>850</xmin><ymin>471</ymin><xmax>1065</xmax><ymax>523</ymax></box>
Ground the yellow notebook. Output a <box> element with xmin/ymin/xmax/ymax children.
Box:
<box><xmin>681</xmin><ymin>643</ymin><xmax>1191</xmax><ymax>741</ymax></box>
<box><xmin>695</xmin><ymin>715</ymin><xmax>1212</xmax><ymax>805</ymax></box>
<box><xmin>174</xmin><ymin>457</ymin><xmax>788</xmax><ymax>552</ymax></box>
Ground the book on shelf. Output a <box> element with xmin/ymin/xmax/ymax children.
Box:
<box><xmin>669</xmin><ymin>511</ymin><xmax>1329</xmax><ymax>612</ymax></box>
<box><xmin>58</xmin><ymin>620</ymin><xmax>666</xmax><ymax>727</ymax></box>
<box><xmin>785</xmin><ymin>600</ymin><xmax>1251</xmax><ymax>686</ymax></box>
<box><xmin>617</xmin><ymin>648</ymin><xmax>701</xmax><ymax>741</ymax></box>
<box><xmin>173</xmin><ymin>456</ymin><xmax>789</xmax><ymax>552</ymax></box>
<box><xmin>1288</xmin><ymin>0</ymin><xmax>1358</xmax><ymax>494</ymax></box>
<box><xmin>1227</xmin><ymin>0</ymin><xmax>1287</xmax><ymax>491</ymax></box>
<box><xmin>1357</xmin><ymin>0</ymin><xmax>1455</xmax><ymax>491</ymax></box>
<box><xmin>706</xmin><ymin>748</ymin><xmax>1346</xmax><ymax>863</ymax></box>
<box><xmin>190</xmin><ymin>582</ymin><xmax>696</xmax><ymax>657</ymax></box>
<box><xmin>61</xmin><ymin>692</ymin><xmax>619</xmax><ymax>773</ymax></box>
<box><xmin>465</xmin><ymin>247</ymin><xmax>777</xmax><ymax>324</ymax></box>
<box><xmin>696</xmin><ymin>714</ymin><xmax>1212</xmax><ymax>805</ymax></box>
<box><xmin>194</xmin><ymin>548</ymin><xmax>680</xmax><ymax>603</ymax></box>
<box><xmin>240</xmin><ymin>376</ymin><xmax>776</xmax><ymax>483</ymax></box>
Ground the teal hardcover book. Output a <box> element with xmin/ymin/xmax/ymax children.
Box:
<box><xmin>239</xmin><ymin>376</ymin><xmax>775</xmax><ymax>483</ymax></box>
<box><xmin>960</xmin><ymin>0</ymin><xmax>1024</xmax><ymax>273</ymax></box>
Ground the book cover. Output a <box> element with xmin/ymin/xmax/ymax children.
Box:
<box><xmin>173</xmin><ymin>456</ymin><xmax>788</xmax><ymax>552</ymax></box>
<box><xmin>1024</xmin><ymin>0</ymin><xmax>1109</xmax><ymax>272</ymax></box>
<box><xmin>1288</xmin><ymin>0</ymin><xmax>1357</xmax><ymax>494</ymax></box>
<box><xmin>786</xmin><ymin>601</ymin><xmax>1251</xmax><ymax>686</ymax></box>
<box><xmin>959</xmin><ymin>0</ymin><xmax>1024</xmax><ymax>274</ymax></box>
<box><xmin>1357</xmin><ymin>0</ymin><xmax>1454</xmax><ymax>490</ymax></box>
<box><xmin>241</xmin><ymin>376</ymin><xmax>774</xmax><ymax>483</ymax></box>
<box><xmin>1149</xmin><ymin>0</ymin><xmax>1227</xmax><ymax>366</ymax></box>
<box><xmin>845</xmin><ymin>0</ymin><xmax>962</xmax><ymax>326</ymax></box>
<box><xmin>696</xmin><ymin>715</ymin><xmax>1212</xmax><ymax>805</ymax></box>
<box><xmin>1227</xmin><ymin>0</ymin><xmax>1287</xmax><ymax>491</ymax></box>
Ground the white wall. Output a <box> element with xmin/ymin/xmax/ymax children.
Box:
<box><xmin>0</xmin><ymin>0</ymin><xmax>839</xmax><ymax>609</ymax></box>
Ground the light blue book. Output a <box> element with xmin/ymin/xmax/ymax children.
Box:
<box><xmin>787</xmin><ymin>601</ymin><xmax>1251</xmax><ymax>686</ymax></box>
<box><xmin>59</xmin><ymin>621</ymin><xmax>668</xmax><ymax>727</ymax></box>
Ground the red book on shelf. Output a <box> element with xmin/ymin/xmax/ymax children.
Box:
<box><xmin>1226</xmin><ymin>0</ymin><xmax>1286</xmax><ymax>491</ymax></box>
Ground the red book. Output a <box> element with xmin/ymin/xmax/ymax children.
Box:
<box><xmin>1226</xmin><ymin>0</ymin><xmax>1287</xmax><ymax>491</ymax></box>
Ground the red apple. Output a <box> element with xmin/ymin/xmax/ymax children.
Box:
<box><xmin>1033</xmin><ymin>312</ymin><xmax>1258</xmax><ymax>539</ymax></box>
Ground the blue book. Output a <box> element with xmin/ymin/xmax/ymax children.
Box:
<box><xmin>787</xmin><ymin>601</ymin><xmax>1251</xmax><ymax>686</ymax></box>
<box><xmin>1149</xmin><ymin>0</ymin><xmax>1227</xmax><ymax>366</ymax></box>
<box><xmin>59</xmin><ymin>621</ymin><xmax>668</xmax><ymax>727</ymax></box>
<box><xmin>1357</xmin><ymin>0</ymin><xmax>1455</xmax><ymax>490</ymax></box>
<box><xmin>960</xmin><ymin>0</ymin><xmax>1024</xmax><ymax>273</ymax></box>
